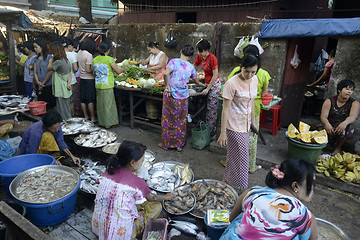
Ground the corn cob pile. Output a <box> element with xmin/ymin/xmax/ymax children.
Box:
<box><xmin>316</xmin><ymin>152</ymin><xmax>360</xmax><ymax>183</ymax></box>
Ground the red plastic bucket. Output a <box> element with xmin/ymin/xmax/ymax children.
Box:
<box><xmin>27</xmin><ymin>101</ymin><xmax>47</xmax><ymax>115</ymax></box>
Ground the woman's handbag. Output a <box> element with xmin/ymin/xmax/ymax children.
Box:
<box><xmin>191</xmin><ymin>121</ymin><xmax>211</xmax><ymax>150</ymax></box>
<box><xmin>164</xmin><ymin>29</ymin><xmax>177</xmax><ymax>48</ymax></box>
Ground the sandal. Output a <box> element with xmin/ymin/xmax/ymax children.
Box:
<box><xmin>158</xmin><ymin>143</ymin><xmax>168</xmax><ymax>151</ymax></box>
<box><xmin>220</xmin><ymin>159</ymin><xmax>226</xmax><ymax>167</ymax></box>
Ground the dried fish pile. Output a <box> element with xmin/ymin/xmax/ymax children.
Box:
<box><xmin>15</xmin><ymin>168</ymin><xmax>77</xmax><ymax>203</ymax></box>
<box><xmin>62</xmin><ymin>120</ymin><xmax>99</xmax><ymax>135</ymax></box>
<box><xmin>79</xmin><ymin>159</ymin><xmax>106</xmax><ymax>194</ymax></box>
<box><xmin>163</xmin><ymin>188</ymin><xmax>196</xmax><ymax>215</ymax></box>
<box><xmin>147</xmin><ymin>162</ymin><xmax>193</xmax><ymax>192</ymax></box>
<box><xmin>0</xmin><ymin>95</ymin><xmax>30</xmax><ymax>115</ymax></box>
<box><xmin>74</xmin><ymin>129</ymin><xmax>117</xmax><ymax>148</ymax></box>
<box><xmin>180</xmin><ymin>180</ymin><xmax>238</xmax><ymax>218</ymax></box>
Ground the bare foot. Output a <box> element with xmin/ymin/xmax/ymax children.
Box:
<box><xmin>158</xmin><ymin>143</ymin><xmax>168</xmax><ymax>150</ymax></box>
<box><xmin>176</xmin><ymin>147</ymin><xmax>183</xmax><ymax>152</ymax></box>
<box><xmin>332</xmin><ymin>148</ymin><xmax>341</xmax><ymax>156</ymax></box>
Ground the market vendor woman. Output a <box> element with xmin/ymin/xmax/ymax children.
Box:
<box><xmin>19</xmin><ymin>110</ymin><xmax>80</xmax><ymax>165</ymax></box>
<box><xmin>92</xmin><ymin>140</ymin><xmax>175</xmax><ymax>239</ymax></box>
<box><xmin>139</xmin><ymin>41</ymin><xmax>168</xmax><ymax>80</ymax></box>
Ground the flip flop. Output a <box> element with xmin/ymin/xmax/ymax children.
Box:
<box><xmin>158</xmin><ymin>143</ymin><xmax>168</xmax><ymax>151</ymax></box>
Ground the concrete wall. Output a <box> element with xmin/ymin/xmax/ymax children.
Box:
<box><xmin>109</xmin><ymin>22</ymin><xmax>287</xmax><ymax>95</ymax></box>
<box><xmin>329</xmin><ymin>36</ymin><xmax>360</xmax><ymax>135</ymax></box>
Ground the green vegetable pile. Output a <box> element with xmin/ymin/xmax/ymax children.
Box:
<box><xmin>115</xmin><ymin>65</ymin><xmax>150</xmax><ymax>82</ymax></box>
<box><xmin>149</xmin><ymin>86</ymin><xmax>164</xmax><ymax>95</ymax></box>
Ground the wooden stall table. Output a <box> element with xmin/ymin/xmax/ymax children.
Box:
<box><xmin>115</xmin><ymin>86</ymin><xmax>207</xmax><ymax>129</ymax></box>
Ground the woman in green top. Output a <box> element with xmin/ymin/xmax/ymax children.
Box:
<box><xmin>227</xmin><ymin>45</ymin><xmax>271</xmax><ymax>173</ymax></box>
<box><xmin>47</xmin><ymin>41</ymin><xmax>72</xmax><ymax>121</ymax></box>
<box><xmin>92</xmin><ymin>42</ymin><xmax>125</xmax><ymax>128</ymax></box>
<box><xmin>0</xmin><ymin>40</ymin><xmax>10</xmax><ymax>80</ymax></box>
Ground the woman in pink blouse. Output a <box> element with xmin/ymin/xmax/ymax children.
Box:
<box><xmin>217</xmin><ymin>54</ymin><xmax>259</xmax><ymax>189</ymax></box>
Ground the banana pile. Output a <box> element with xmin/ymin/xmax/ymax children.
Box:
<box><xmin>316</xmin><ymin>152</ymin><xmax>360</xmax><ymax>183</ymax></box>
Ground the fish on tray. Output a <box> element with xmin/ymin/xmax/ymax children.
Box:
<box><xmin>147</xmin><ymin>162</ymin><xmax>192</xmax><ymax>192</ymax></box>
<box><xmin>79</xmin><ymin>159</ymin><xmax>106</xmax><ymax>194</ymax></box>
<box><xmin>163</xmin><ymin>188</ymin><xmax>195</xmax><ymax>214</ymax></box>
<box><xmin>74</xmin><ymin>129</ymin><xmax>117</xmax><ymax>148</ymax></box>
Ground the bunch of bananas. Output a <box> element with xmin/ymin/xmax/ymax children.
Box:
<box><xmin>316</xmin><ymin>152</ymin><xmax>360</xmax><ymax>183</ymax></box>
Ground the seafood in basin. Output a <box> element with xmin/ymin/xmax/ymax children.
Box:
<box><xmin>15</xmin><ymin>168</ymin><xmax>77</xmax><ymax>204</ymax></box>
<box><xmin>62</xmin><ymin>120</ymin><xmax>99</xmax><ymax>135</ymax></box>
<box><xmin>179</xmin><ymin>179</ymin><xmax>238</xmax><ymax>218</ymax></box>
<box><xmin>146</xmin><ymin>162</ymin><xmax>194</xmax><ymax>193</ymax></box>
<box><xmin>74</xmin><ymin>129</ymin><xmax>117</xmax><ymax>148</ymax></box>
<box><xmin>163</xmin><ymin>188</ymin><xmax>196</xmax><ymax>215</ymax></box>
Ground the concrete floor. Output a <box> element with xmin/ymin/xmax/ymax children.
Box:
<box><xmin>4</xmin><ymin>118</ymin><xmax>360</xmax><ymax>239</ymax></box>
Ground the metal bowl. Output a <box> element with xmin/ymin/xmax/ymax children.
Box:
<box><xmin>162</xmin><ymin>192</ymin><xmax>196</xmax><ymax>215</ymax></box>
<box><xmin>74</xmin><ymin>130</ymin><xmax>117</xmax><ymax>148</ymax></box>
<box><xmin>9</xmin><ymin>165</ymin><xmax>80</xmax><ymax>204</ymax></box>
<box><xmin>147</xmin><ymin>161</ymin><xmax>194</xmax><ymax>193</ymax></box>
<box><xmin>67</xmin><ymin>117</ymin><xmax>85</xmax><ymax>124</ymax></box>
<box><xmin>285</xmin><ymin>131</ymin><xmax>328</xmax><ymax>147</ymax></box>
<box><xmin>316</xmin><ymin>218</ymin><xmax>350</xmax><ymax>240</ymax></box>
<box><xmin>186</xmin><ymin>179</ymin><xmax>239</xmax><ymax>219</ymax></box>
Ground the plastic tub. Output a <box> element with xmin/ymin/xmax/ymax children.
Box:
<box><xmin>27</xmin><ymin>101</ymin><xmax>47</xmax><ymax>115</ymax></box>
<box><xmin>204</xmin><ymin>213</ymin><xmax>228</xmax><ymax>240</ymax></box>
<box><xmin>0</xmin><ymin>154</ymin><xmax>55</xmax><ymax>197</ymax></box>
<box><xmin>142</xmin><ymin>218</ymin><xmax>168</xmax><ymax>240</ymax></box>
<box><xmin>286</xmin><ymin>134</ymin><xmax>327</xmax><ymax>164</ymax></box>
<box><xmin>261</xmin><ymin>94</ymin><xmax>273</xmax><ymax>105</ymax></box>
<box><xmin>9</xmin><ymin>165</ymin><xmax>80</xmax><ymax>226</ymax></box>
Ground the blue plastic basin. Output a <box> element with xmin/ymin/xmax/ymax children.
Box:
<box><xmin>0</xmin><ymin>154</ymin><xmax>55</xmax><ymax>197</ymax></box>
<box><xmin>19</xmin><ymin>180</ymin><xmax>80</xmax><ymax>226</ymax></box>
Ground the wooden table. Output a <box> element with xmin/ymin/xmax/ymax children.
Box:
<box><xmin>115</xmin><ymin>87</ymin><xmax>207</xmax><ymax>129</ymax></box>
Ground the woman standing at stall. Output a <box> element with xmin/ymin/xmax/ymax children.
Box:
<box><xmin>62</xmin><ymin>38</ymin><xmax>78</xmax><ymax>115</ymax></box>
<box><xmin>226</xmin><ymin>45</ymin><xmax>270</xmax><ymax>173</ymax></box>
<box><xmin>217</xmin><ymin>54</ymin><xmax>259</xmax><ymax>189</ymax></box>
<box><xmin>92</xmin><ymin>42</ymin><xmax>125</xmax><ymax>128</ymax></box>
<box><xmin>77</xmin><ymin>37</ymin><xmax>96</xmax><ymax>122</ymax></box>
<box><xmin>0</xmin><ymin>40</ymin><xmax>10</xmax><ymax>81</ymax></box>
<box><xmin>139</xmin><ymin>41</ymin><xmax>168</xmax><ymax>80</ymax></box>
<box><xmin>92</xmin><ymin>140</ymin><xmax>175</xmax><ymax>239</ymax></box>
<box><xmin>33</xmin><ymin>38</ymin><xmax>56</xmax><ymax>109</ymax></box>
<box><xmin>158</xmin><ymin>45</ymin><xmax>197</xmax><ymax>152</ymax></box>
<box><xmin>193</xmin><ymin>39</ymin><xmax>221</xmax><ymax>137</ymax></box>
<box><xmin>47</xmin><ymin>41</ymin><xmax>72</xmax><ymax>121</ymax></box>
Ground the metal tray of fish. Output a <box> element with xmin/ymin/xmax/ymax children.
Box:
<box><xmin>62</xmin><ymin>120</ymin><xmax>98</xmax><ymax>135</ymax></box>
<box><xmin>9</xmin><ymin>165</ymin><xmax>79</xmax><ymax>204</ymax></box>
<box><xmin>163</xmin><ymin>189</ymin><xmax>196</xmax><ymax>215</ymax></box>
<box><xmin>79</xmin><ymin>158</ymin><xmax>106</xmax><ymax>195</ymax></box>
<box><xmin>147</xmin><ymin>161</ymin><xmax>194</xmax><ymax>193</ymax></box>
<box><xmin>177</xmin><ymin>179</ymin><xmax>239</xmax><ymax>219</ymax></box>
<box><xmin>67</xmin><ymin>117</ymin><xmax>85</xmax><ymax>123</ymax></box>
<box><xmin>74</xmin><ymin>130</ymin><xmax>117</xmax><ymax>148</ymax></box>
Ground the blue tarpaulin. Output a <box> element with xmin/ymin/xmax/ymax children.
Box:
<box><xmin>260</xmin><ymin>18</ymin><xmax>360</xmax><ymax>38</ymax></box>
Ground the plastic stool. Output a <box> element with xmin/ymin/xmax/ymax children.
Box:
<box><xmin>260</xmin><ymin>105</ymin><xmax>281</xmax><ymax>136</ymax></box>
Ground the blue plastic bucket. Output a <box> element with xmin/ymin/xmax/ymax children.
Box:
<box><xmin>204</xmin><ymin>214</ymin><xmax>228</xmax><ymax>240</ymax></box>
<box><xmin>19</xmin><ymin>181</ymin><xmax>80</xmax><ymax>226</ymax></box>
<box><xmin>0</xmin><ymin>154</ymin><xmax>55</xmax><ymax>197</ymax></box>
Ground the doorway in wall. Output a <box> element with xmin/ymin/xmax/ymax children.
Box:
<box><xmin>176</xmin><ymin>12</ymin><xmax>196</xmax><ymax>23</ymax></box>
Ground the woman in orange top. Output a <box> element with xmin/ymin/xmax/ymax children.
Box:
<box><xmin>140</xmin><ymin>41</ymin><xmax>168</xmax><ymax>80</ymax></box>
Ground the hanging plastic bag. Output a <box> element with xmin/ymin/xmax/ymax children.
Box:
<box><xmin>249</xmin><ymin>35</ymin><xmax>264</xmax><ymax>55</ymax></box>
<box><xmin>234</xmin><ymin>37</ymin><xmax>249</xmax><ymax>59</ymax></box>
<box><xmin>164</xmin><ymin>28</ymin><xmax>177</xmax><ymax>48</ymax></box>
<box><xmin>314</xmin><ymin>51</ymin><xmax>327</xmax><ymax>76</ymax></box>
<box><xmin>290</xmin><ymin>44</ymin><xmax>301</xmax><ymax>69</ymax></box>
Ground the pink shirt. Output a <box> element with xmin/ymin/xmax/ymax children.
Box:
<box><xmin>92</xmin><ymin>168</ymin><xmax>151</xmax><ymax>239</ymax></box>
<box><xmin>77</xmin><ymin>50</ymin><xmax>94</xmax><ymax>79</ymax></box>
<box><xmin>222</xmin><ymin>75</ymin><xmax>258</xmax><ymax>133</ymax></box>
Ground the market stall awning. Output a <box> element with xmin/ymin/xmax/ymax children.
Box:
<box><xmin>0</xmin><ymin>9</ymin><xmax>33</xmax><ymax>28</ymax></box>
<box><xmin>260</xmin><ymin>18</ymin><xmax>360</xmax><ymax>38</ymax></box>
